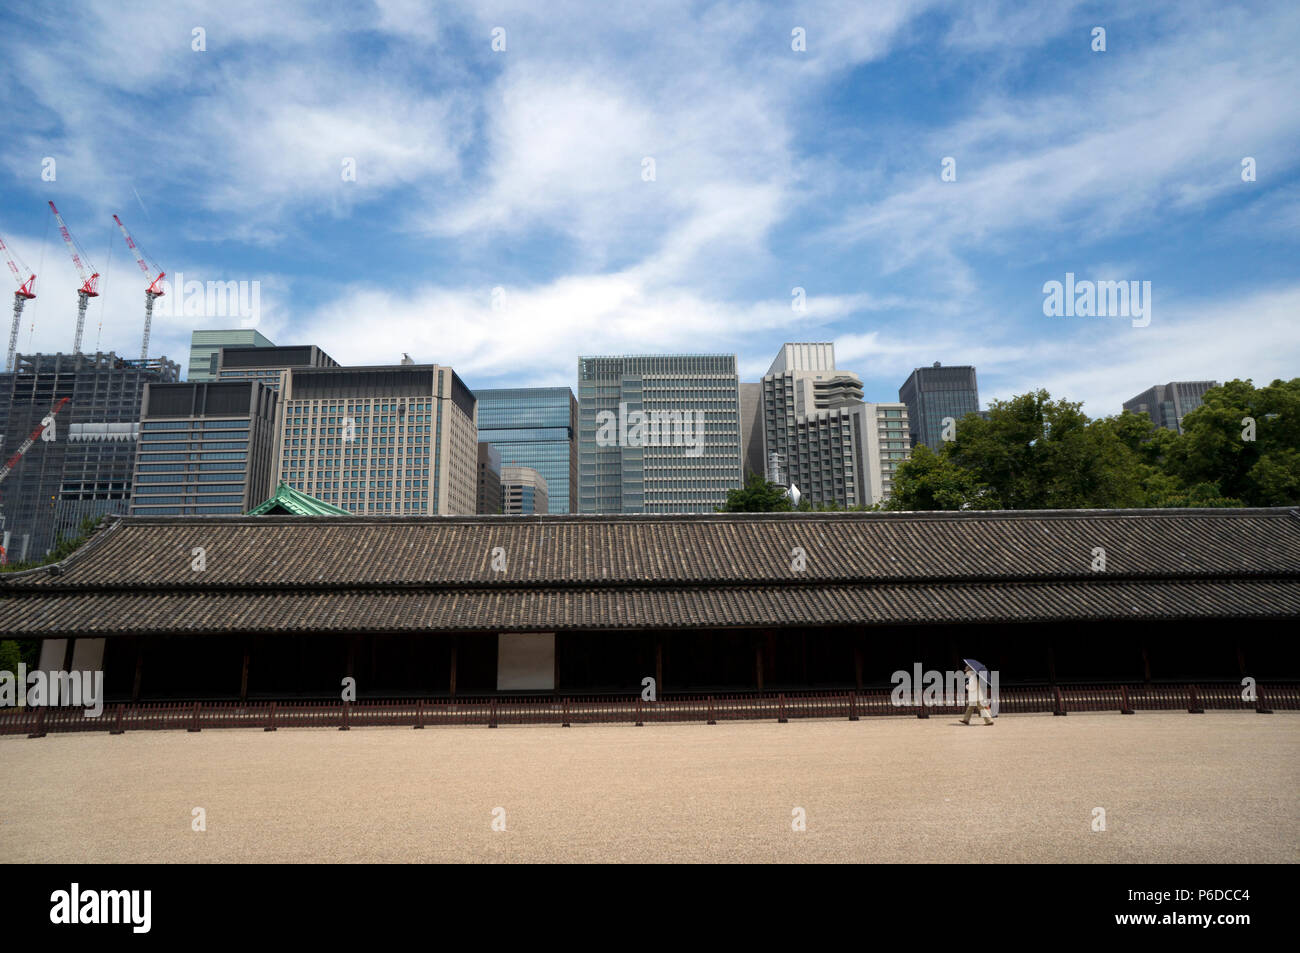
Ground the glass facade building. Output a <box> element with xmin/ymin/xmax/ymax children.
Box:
<box><xmin>1123</xmin><ymin>381</ymin><xmax>1220</xmax><ymax>434</ymax></box>
<box><xmin>578</xmin><ymin>355</ymin><xmax>742</xmax><ymax>514</ymax></box>
<box><xmin>129</xmin><ymin>380</ymin><xmax>279</xmax><ymax>516</ymax></box>
<box><xmin>476</xmin><ymin>387</ymin><xmax>577</xmax><ymax>515</ymax></box>
<box><xmin>188</xmin><ymin>329</ymin><xmax>274</xmax><ymax>382</ymax></box>
<box><xmin>898</xmin><ymin>363</ymin><xmax>980</xmax><ymax>451</ymax></box>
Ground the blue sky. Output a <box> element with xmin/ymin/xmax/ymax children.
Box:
<box><xmin>1</xmin><ymin>0</ymin><xmax>1297</xmax><ymax>416</ymax></box>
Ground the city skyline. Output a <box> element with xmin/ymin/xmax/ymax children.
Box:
<box><xmin>1</xmin><ymin>2</ymin><xmax>1296</xmax><ymax>422</ymax></box>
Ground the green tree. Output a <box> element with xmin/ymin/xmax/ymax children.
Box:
<box><xmin>719</xmin><ymin>473</ymin><xmax>792</xmax><ymax>512</ymax></box>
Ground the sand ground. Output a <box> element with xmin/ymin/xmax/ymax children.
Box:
<box><xmin>1</xmin><ymin>711</ymin><xmax>1295</xmax><ymax>863</ymax></box>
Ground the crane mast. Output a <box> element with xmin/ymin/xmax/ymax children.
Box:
<box><xmin>48</xmin><ymin>202</ymin><xmax>99</xmax><ymax>355</ymax></box>
<box><xmin>0</xmin><ymin>232</ymin><xmax>37</xmax><ymax>373</ymax></box>
<box><xmin>113</xmin><ymin>214</ymin><xmax>166</xmax><ymax>361</ymax></box>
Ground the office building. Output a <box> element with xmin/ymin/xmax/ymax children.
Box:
<box><xmin>760</xmin><ymin>343</ymin><xmax>908</xmax><ymax>506</ymax></box>
<box><xmin>898</xmin><ymin>363</ymin><xmax>980</xmax><ymax>451</ymax></box>
<box><xmin>274</xmin><ymin>363</ymin><xmax>478</xmax><ymax>515</ymax></box>
<box><xmin>477</xmin><ymin>442</ymin><xmax>502</xmax><ymax>515</ymax></box>
<box><xmin>129</xmin><ymin>380</ymin><xmax>279</xmax><ymax>516</ymax></box>
<box><xmin>500</xmin><ymin>466</ymin><xmax>548</xmax><ymax>514</ymax></box>
<box><xmin>188</xmin><ymin>330</ymin><xmax>275</xmax><ymax>382</ymax></box>
<box><xmin>0</xmin><ymin>352</ymin><xmax>179</xmax><ymax>561</ymax></box>
<box><xmin>1123</xmin><ymin>381</ymin><xmax>1220</xmax><ymax>434</ymax></box>
<box><xmin>476</xmin><ymin>387</ymin><xmax>577</xmax><ymax>514</ymax></box>
<box><xmin>577</xmin><ymin>355</ymin><xmax>742</xmax><ymax>514</ymax></box>
<box><xmin>216</xmin><ymin>344</ymin><xmax>338</xmax><ymax>391</ymax></box>
<box><xmin>738</xmin><ymin>382</ymin><xmax>765</xmax><ymax>479</ymax></box>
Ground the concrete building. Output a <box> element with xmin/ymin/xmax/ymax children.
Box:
<box><xmin>1123</xmin><ymin>381</ymin><xmax>1220</xmax><ymax>434</ymax></box>
<box><xmin>0</xmin><ymin>352</ymin><xmax>179</xmax><ymax>561</ymax></box>
<box><xmin>738</xmin><ymin>382</ymin><xmax>765</xmax><ymax>480</ymax></box>
<box><xmin>476</xmin><ymin>387</ymin><xmax>577</xmax><ymax>514</ymax></box>
<box><xmin>898</xmin><ymin>363</ymin><xmax>980</xmax><ymax>451</ymax></box>
<box><xmin>129</xmin><ymin>380</ymin><xmax>280</xmax><ymax>516</ymax></box>
<box><xmin>500</xmin><ymin>465</ymin><xmax>548</xmax><ymax>514</ymax></box>
<box><xmin>578</xmin><ymin>354</ymin><xmax>742</xmax><ymax>514</ymax></box>
<box><xmin>216</xmin><ymin>344</ymin><xmax>338</xmax><ymax>391</ymax></box>
<box><xmin>188</xmin><ymin>329</ymin><xmax>274</xmax><ymax>382</ymax></box>
<box><xmin>760</xmin><ymin>343</ymin><xmax>908</xmax><ymax>506</ymax></box>
<box><xmin>274</xmin><ymin>363</ymin><xmax>478</xmax><ymax>516</ymax></box>
<box><xmin>477</xmin><ymin>442</ymin><xmax>502</xmax><ymax>515</ymax></box>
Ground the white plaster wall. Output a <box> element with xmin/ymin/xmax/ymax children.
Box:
<box><xmin>497</xmin><ymin>633</ymin><xmax>555</xmax><ymax>690</ymax></box>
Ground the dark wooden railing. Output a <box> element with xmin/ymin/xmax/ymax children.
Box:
<box><xmin>1</xmin><ymin>682</ymin><xmax>1293</xmax><ymax>737</ymax></box>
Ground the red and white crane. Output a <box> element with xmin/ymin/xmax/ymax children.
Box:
<box><xmin>0</xmin><ymin>396</ymin><xmax>71</xmax><ymax>565</ymax></box>
<box><xmin>113</xmin><ymin>214</ymin><xmax>165</xmax><ymax>360</ymax></box>
<box><xmin>48</xmin><ymin>201</ymin><xmax>99</xmax><ymax>355</ymax></box>
<box><xmin>0</xmin><ymin>231</ymin><xmax>37</xmax><ymax>374</ymax></box>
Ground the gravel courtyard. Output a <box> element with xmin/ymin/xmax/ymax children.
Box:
<box><xmin>2</xmin><ymin>712</ymin><xmax>1295</xmax><ymax>863</ymax></box>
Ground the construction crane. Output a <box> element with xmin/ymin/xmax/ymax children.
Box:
<box><xmin>48</xmin><ymin>201</ymin><xmax>99</xmax><ymax>355</ymax></box>
<box><xmin>0</xmin><ymin>396</ymin><xmax>71</xmax><ymax>565</ymax></box>
<box><xmin>113</xmin><ymin>214</ymin><xmax>165</xmax><ymax>360</ymax></box>
<box><xmin>0</xmin><ymin>231</ymin><xmax>37</xmax><ymax>373</ymax></box>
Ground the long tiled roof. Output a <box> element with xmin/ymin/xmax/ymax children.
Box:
<box><xmin>2</xmin><ymin>508</ymin><xmax>1298</xmax><ymax>634</ymax></box>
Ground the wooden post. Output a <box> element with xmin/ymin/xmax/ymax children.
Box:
<box><xmin>848</xmin><ymin>691</ymin><xmax>858</xmax><ymax>722</ymax></box>
<box><xmin>28</xmin><ymin>706</ymin><xmax>47</xmax><ymax>738</ymax></box>
<box><xmin>655</xmin><ymin>637</ymin><xmax>663</xmax><ymax>696</ymax></box>
<box><xmin>1119</xmin><ymin>684</ymin><xmax>1134</xmax><ymax>715</ymax></box>
<box><xmin>187</xmin><ymin>700</ymin><xmax>201</xmax><ymax>732</ymax></box>
<box><xmin>755</xmin><ymin>641</ymin><xmax>764</xmax><ymax>692</ymax></box>
<box><xmin>110</xmin><ymin>704</ymin><xmax>125</xmax><ymax>735</ymax></box>
<box><xmin>488</xmin><ymin>697</ymin><xmax>497</xmax><ymax>728</ymax></box>
<box><xmin>60</xmin><ymin>637</ymin><xmax>77</xmax><ymax>672</ymax></box>
<box><xmin>264</xmin><ymin>700</ymin><xmax>277</xmax><ymax>731</ymax></box>
<box><xmin>414</xmin><ymin>699</ymin><xmax>424</xmax><ymax>729</ymax></box>
<box><xmin>1187</xmin><ymin>685</ymin><xmax>1204</xmax><ymax>714</ymax></box>
<box><xmin>340</xmin><ymin>700</ymin><xmax>350</xmax><ymax>730</ymax></box>
<box><xmin>853</xmin><ymin>643</ymin><xmax>863</xmax><ymax>692</ymax></box>
<box><xmin>1053</xmin><ymin>686</ymin><xmax>1067</xmax><ymax>716</ymax></box>
<box><xmin>239</xmin><ymin>642</ymin><xmax>251</xmax><ymax>705</ymax></box>
<box><xmin>562</xmin><ymin>696</ymin><xmax>570</xmax><ymax>728</ymax></box>
<box><xmin>554</xmin><ymin>633</ymin><xmax>562</xmax><ymax>692</ymax></box>
<box><xmin>449</xmin><ymin>637</ymin><xmax>459</xmax><ymax>699</ymax></box>
<box><xmin>131</xmin><ymin>641</ymin><xmax>144</xmax><ymax>703</ymax></box>
<box><xmin>778</xmin><ymin>692</ymin><xmax>787</xmax><ymax>724</ymax></box>
<box><xmin>707</xmin><ymin>694</ymin><xmax>715</xmax><ymax>725</ymax></box>
<box><xmin>636</xmin><ymin>695</ymin><xmax>643</xmax><ymax>727</ymax></box>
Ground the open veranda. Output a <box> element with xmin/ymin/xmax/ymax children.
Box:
<box><xmin>2</xmin><ymin>711</ymin><xmax>1295</xmax><ymax>864</ymax></box>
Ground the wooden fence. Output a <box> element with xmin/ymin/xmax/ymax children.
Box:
<box><xmin>1</xmin><ymin>682</ymin><xmax>1294</xmax><ymax>737</ymax></box>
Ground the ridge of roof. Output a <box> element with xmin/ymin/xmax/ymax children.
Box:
<box><xmin>96</xmin><ymin>506</ymin><xmax>1300</xmax><ymax>527</ymax></box>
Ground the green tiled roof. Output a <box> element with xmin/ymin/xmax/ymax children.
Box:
<box><xmin>246</xmin><ymin>481</ymin><xmax>350</xmax><ymax>516</ymax></box>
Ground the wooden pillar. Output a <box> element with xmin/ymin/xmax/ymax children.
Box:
<box><xmin>655</xmin><ymin>637</ymin><xmax>663</xmax><ymax>695</ymax></box>
<box><xmin>239</xmin><ymin>640</ymin><xmax>251</xmax><ymax>704</ymax></box>
<box><xmin>449</xmin><ymin>636</ymin><xmax>459</xmax><ymax>698</ymax></box>
<box><xmin>755</xmin><ymin>639</ymin><xmax>765</xmax><ymax>692</ymax></box>
<box><xmin>554</xmin><ymin>632</ymin><xmax>562</xmax><ymax>692</ymax></box>
<box><xmin>131</xmin><ymin>640</ymin><xmax>144</xmax><ymax>703</ymax></box>
<box><xmin>854</xmin><ymin>640</ymin><xmax>863</xmax><ymax>692</ymax></box>
<box><xmin>61</xmin><ymin>637</ymin><xmax>77</xmax><ymax>672</ymax></box>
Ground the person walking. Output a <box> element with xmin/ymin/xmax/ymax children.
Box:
<box><xmin>960</xmin><ymin>663</ymin><xmax>994</xmax><ymax>725</ymax></box>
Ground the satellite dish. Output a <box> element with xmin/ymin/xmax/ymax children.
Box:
<box><xmin>788</xmin><ymin>483</ymin><xmax>801</xmax><ymax>506</ymax></box>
